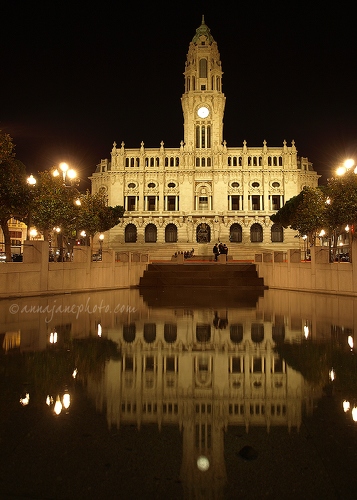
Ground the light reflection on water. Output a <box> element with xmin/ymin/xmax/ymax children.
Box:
<box><xmin>1</xmin><ymin>288</ymin><xmax>357</xmax><ymax>499</ymax></box>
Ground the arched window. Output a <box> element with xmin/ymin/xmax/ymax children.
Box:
<box><xmin>230</xmin><ymin>223</ymin><xmax>242</xmax><ymax>243</ymax></box>
<box><xmin>230</xmin><ymin>324</ymin><xmax>243</xmax><ymax>343</ymax></box>
<box><xmin>125</xmin><ymin>224</ymin><xmax>137</xmax><ymax>243</ymax></box>
<box><xmin>271</xmin><ymin>224</ymin><xmax>283</xmax><ymax>242</ymax></box>
<box><xmin>201</xmin><ymin>126</ymin><xmax>205</xmax><ymax>148</ymax></box>
<box><xmin>165</xmin><ymin>224</ymin><xmax>177</xmax><ymax>243</ymax></box>
<box><xmin>272</xmin><ymin>316</ymin><xmax>285</xmax><ymax>342</ymax></box>
<box><xmin>250</xmin><ymin>223</ymin><xmax>263</xmax><ymax>242</ymax></box>
<box><xmin>251</xmin><ymin>324</ymin><xmax>264</xmax><ymax>343</ymax></box>
<box><xmin>143</xmin><ymin>323</ymin><xmax>156</xmax><ymax>343</ymax></box>
<box><xmin>123</xmin><ymin>323</ymin><xmax>136</xmax><ymax>343</ymax></box>
<box><xmin>199</xmin><ymin>58</ymin><xmax>207</xmax><ymax>78</ymax></box>
<box><xmin>164</xmin><ymin>324</ymin><xmax>177</xmax><ymax>343</ymax></box>
<box><xmin>145</xmin><ymin>224</ymin><xmax>157</xmax><ymax>243</ymax></box>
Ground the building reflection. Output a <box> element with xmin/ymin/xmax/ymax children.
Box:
<box><xmin>1</xmin><ymin>288</ymin><xmax>357</xmax><ymax>498</ymax></box>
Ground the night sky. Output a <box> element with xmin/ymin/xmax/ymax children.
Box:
<box><xmin>2</xmin><ymin>2</ymin><xmax>357</xmax><ymax>190</ymax></box>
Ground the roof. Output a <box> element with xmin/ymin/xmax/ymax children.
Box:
<box><xmin>191</xmin><ymin>15</ymin><xmax>215</xmax><ymax>45</ymax></box>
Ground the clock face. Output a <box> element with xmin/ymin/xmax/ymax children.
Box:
<box><xmin>197</xmin><ymin>106</ymin><xmax>209</xmax><ymax>118</ymax></box>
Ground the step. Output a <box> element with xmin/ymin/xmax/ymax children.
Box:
<box><xmin>139</xmin><ymin>277</ymin><xmax>266</xmax><ymax>287</ymax></box>
<box><xmin>138</xmin><ymin>262</ymin><xmax>267</xmax><ymax>289</ymax></box>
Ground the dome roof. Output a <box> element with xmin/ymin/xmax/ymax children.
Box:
<box><xmin>192</xmin><ymin>15</ymin><xmax>215</xmax><ymax>45</ymax></box>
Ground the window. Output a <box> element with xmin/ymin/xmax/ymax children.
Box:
<box><xmin>123</xmin><ymin>323</ymin><xmax>136</xmax><ymax>343</ymax></box>
<box><xmin>168</xmin><ymin>182</ymin><xmax>176</xmax><ymax>188</ymax></box>
<box><xmin>199</xmin><ymin>59</ymin><xmax>207</xmax><ymax>78</ymax></box>
<box><xmin>148</xmin><ymin>182</ymin><xmax>156</xmax><ymax>188</ymax></box>
<box><xmin>125</xmin><ymin>224</ymin><xmax>137</xmax><ymax>243</ymax></box>
<box><xmin>231</xmin><ymin>356</ymin><xmax>243</xmax><ymax>373</ymax></box>
<box><xmin>145</xmin><ymin>224</ymin><xmax>157</xmax><ymax>242</ymax></box>
<box><xmin>271</xmin><ymin>224</ymin><xmax>283</xmax><ymax>242</ymax></box>
<box><xmin>164</xmin><ymin>324</ymin><xmax>177</xmax><ymax>343</ymax></box>
<box><xmin>251</xmin><ymin>195</ymin><xmax>261</xmax><ymax>210</ymax></box>
<box><xmin>165</xmin><ymin>223</ymin><xmax>177</xmax><ymax>242</ymax></box>
<box><xmin>250</xmin><ymin>223</ymin><xmax>263</xmax><ymax>242</ymax></box>
<box><xmin>127</xmin><ymin>196</ymin><xmax>136</xmax><ymax>211</ymax></box>
<box><xmin>167</xmin><ymin>196</ymin><xmax>177</xmax><ymax>211</ymax></box>
<box><xmin>251</xmin><ymin>324</ymin><xmax>264</xmax><ymax>343</ymax></box>
<box><xmin>231</xmin><ymin>182</ymin><xmax>239</xmax><ymax>188</ymax></box>
<box><xmin>231</xmin><ymin>196</ymin><xmax>240</xmax><ymax>211</ymax></box>
<box><xmin>143</xmin><ymin>323</ymin><xmax>156</xmax><ymax>343</ymax></box>
<box><xmin>272</xmin><ymin>316</ymin><xmax>285</xmax><ymax>342</ymax></box>
<box><xmin>147</xmin><ymin>196</ymin><xmax>156</xmax><ymax>211</ymax></box>
<box><xmin>128</xmin><ymin>182</ymin><xmax>136</xmax><ymax>188</ymax></box>
<box><xmin>199</xmin><ymin>196</ymin><xmax>208</xmax><ymax>208</ymax></box>
<box><xmin>230</xmin><ymin>223</ymin><xmax>242</xmax><ymax>242</ymax></box>
<box><xmin>272</xmin><ymin>195</ymin><xmax>281</xmax><ymax>210</ymax></box>
<box><xmin>230</xmin><ymin>324</ymin><xmax>243</xmax><ymax>343</ymax></box>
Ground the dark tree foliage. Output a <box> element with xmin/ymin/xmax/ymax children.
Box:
<box><xmin>0</xmin><ymin>131</ymin><xmax>31</xmax><ymax>260</ymax></box>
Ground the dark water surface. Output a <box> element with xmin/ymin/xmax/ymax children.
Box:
<box><xmin>1</xmin><ymin>287</ymin><xmax>357</xmax><ymax>499</ymax></box>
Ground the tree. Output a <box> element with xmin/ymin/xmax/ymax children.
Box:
<box><xmin>271</xmin><ymin>186</ymin><xmax>327</xmax><ymax>246</ymax></box>
<box><xmin>0</xmin><ymin>131</ymin><xmax>31</xmax><ymax>261</ymax></box>
<box><xmin>324</xmin><ymin>169</ymin><xmax>357</xmax><ymax>261</ymax></box>
<box><xmin>76</xmin><ymin>190</ymin><xmax>124</xmax><ymax>244</ymax></box>
<box><xmin>31</xmin><ymin>170</ymin><xmax>81</xmax><ymax>259</ymax></box>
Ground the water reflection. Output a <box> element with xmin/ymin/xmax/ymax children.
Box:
<box><xmin>1</xmin><ymin>288</ymin><xmax>357</xmax><ymax>498</ymax></box>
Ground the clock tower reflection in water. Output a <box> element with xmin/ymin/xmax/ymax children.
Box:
<box><xmin>2</xmin><ymin>288</ymin><xmax>357</xmax><ymax>496</ymax></box>
<box><xmin>91</xmin><ymin>17</ymin><xmax>318</xmax><ymax>258</ymax></box>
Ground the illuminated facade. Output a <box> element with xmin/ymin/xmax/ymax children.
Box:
<box><xmin>90</xmin><ymin>17</ymin><xmax>319</xmax><ymax>259</ymax></box>
<box><xmin>0</xmin><ymin>217</ymin><xmax>27</xmax><ymax>256</ymax></box>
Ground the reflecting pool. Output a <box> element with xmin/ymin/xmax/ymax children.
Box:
<box><xmin>1</xmin><ymin>287</ymin><xmax>357</xmax><ymax>499</ymax></box>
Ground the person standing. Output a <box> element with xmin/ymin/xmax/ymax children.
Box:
<box><xmin>213</xmin><ymin>243</ymin><xmax>219</xmax><ymax>261</ymax></box>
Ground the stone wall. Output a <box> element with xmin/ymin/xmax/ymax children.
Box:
<box><xmin>0</xmin><ymin>241</ymin><xmax>149</xmax><ymax>299</ymax></box>
<box><xmin>255</xmin><ymin>240</ymin><xmax>357</xmax><ymax>296</ymax></box>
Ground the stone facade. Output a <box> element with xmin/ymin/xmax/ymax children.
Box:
<box><xmin>90</xmin><ymin>17</ymin><xmax>319</xmax><ymax>258</ymax></box>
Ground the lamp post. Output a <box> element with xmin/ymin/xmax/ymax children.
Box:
<box><xmin>334</xmin><ymin>158</ymin><xmax>356</xmax><ymax>262</ymax></box>
<box><xmin>99</xmin><ymin>233</ymin><xmax>104</xmax><ymax>259</ymax></box>
<box><xmin>51</xmin><ymin>163</ymin><xmax>79</xmax><ymax>261</ymax></box>
<box><xmin>26</xmin><ymin>174</ymin><xmax>37</xmax><ymax>240</ymax></box>
<box><xmin>53</xmin><ymin>162</ymin><xmax>77</xmax><ymax>185</ymax></box>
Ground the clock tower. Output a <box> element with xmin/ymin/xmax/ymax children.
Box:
<box><xmin>181</xmin><ymin>16</ymin><xmax>226</xmax><ymax>151</ymax></box>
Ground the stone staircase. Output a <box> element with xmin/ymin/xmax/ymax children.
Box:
<box><xmin>138</xmin><ymin>263</ymin><xmax>267</xmax><ymax>289</ymax></box>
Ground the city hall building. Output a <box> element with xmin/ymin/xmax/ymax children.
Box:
<box><xmin>90</xmin><ymin>17</ymin><xmax>318</xmax><ymax>259</ymax></box>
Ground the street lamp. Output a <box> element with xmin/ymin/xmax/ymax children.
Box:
<box><xmin>53</xmin><ymin>162</ymin><xmax>77</xmax><ymax>185</ymax></box>
<box><xmin>26</xmin><ymin>174</ymin><xmax>37</xmax><ymax>240</ymax></box>
<box><xmin>99</xmin><ymin>233</ymin><xmax>104</xmax><ymax>258</ymax></box>
<box><xmin>336</xmin><ymin>158</ymin><xmax>356</xmax><ymax>176</ymax></box>
<box><xmin>29</xmin><ymin>229</ymin><xmax>38</xmax><ymax>240</ymax></box>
